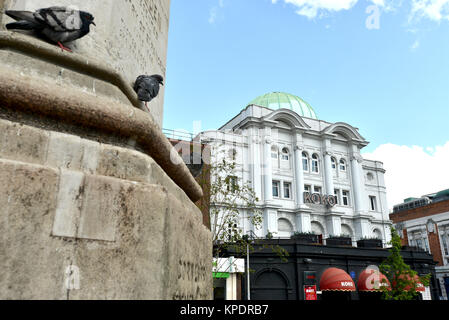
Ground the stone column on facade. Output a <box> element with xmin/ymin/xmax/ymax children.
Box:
<box><xmin>249</xmin><ymin>130</ymin><xmax>262</xmax><ymax>203</ymax></box>
<box><xmin>350</xmin><ymin>144</ymin><xmax>370</xmax><ymax>239</ymax></box>
<box><xmin>322</xmin><ymin>138</ymin><xmax>335</xmax><ymax>197</ymax></box>
<box><xmin>293</xmin><ymin>134</ymin><xmax>312</xmax><ymax>233</ymax></box>
<box><xmin>262</xmin><ymin>128</ymin><xmax>273</xmax><ymax>203</ymax></box>
<box><xmin>294</xmin><ymin>144</ymin><xmax>305</xmax><ymax>207</ymax></box>
<box><xmin>323</xmin><ymin>151</ymin><xmax>335</xmax><ymax>197</ymax></box>
<box><xmin>326</xmin><ymin>215</ymin><xmax>342</xmax><ymax>237</ymax></box>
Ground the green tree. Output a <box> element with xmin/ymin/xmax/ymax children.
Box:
<box><xmin>210</xmin><ymin>146</ymin><xmax>288</xmax><ymax>273</ymax></box>
<box><xmin>379</xmin><ymin>227</ymin><xmax>431</xmax><ymax>300</ymax></box>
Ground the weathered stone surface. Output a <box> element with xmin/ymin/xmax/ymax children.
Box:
<box><xmin>2</xmin><ymin>0</ymin><xmax>170</xmax><ymax>126</ymax></box>
<box><xmin>0</xmin><ymin>64</ymin><xmax>203</xmax><ymax>202</ymax></box>
<box><xmin>0</xmin><ymin>158</ymin><xmax>212</xmax><ymax>300</ymax></box>
<box><xmin>0</xmin><ymin>120</ymin><xmax>49</xmax><ymax>164</ymax></box>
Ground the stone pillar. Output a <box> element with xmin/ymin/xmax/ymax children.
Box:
<box><xmin>296</xmin><ymin>212</ymin><xmax>312</xmax><ymax>233</ymax></box>
<box><xmin>250</xmin><ymin>130</ymin><xmax>262</xmax><ymax>202</ymax></box>
<box><xmin>263</xmin><ymin>209</ymin><xmax>278</xmax><ymax>236</ymax></box>
<box><xmin>0</xmin><ymin>0</ymin><xmax>213</xmax><ymax>300</ymax></box>
<box><xmin>2</xmin><ymin>0</ymin><xmax>170</xmax><ymax>126</ymax></box>
<box><xmin>322</xmin><ymin>138</ymin><xmax>334</xmax><ymax>196</ymax></box>
<box><xmin>350</xmin><ymin>148</ymin><xmax>367</xmax><ymax>214</ymax></box>
<box><xmin>323</xmin><ymin>151</ymin><xmax>335</xmax><ymax>196</ymax></box>
<box><xmin>262</xmin><ymin>128</ymin><xmax>273</xmax><ymax>203</ymax></box>
<box><xmin>294</xmin><ymin>142</ymin><xmax>305</xmax><ymax>207</ymax></box>
<box><xmin>326</xmin><ymin>215</ymin><xmax>342</xmax><ymax>237</ymax></box>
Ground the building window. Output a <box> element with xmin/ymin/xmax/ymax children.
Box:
<box><xmin>302</xmin><ymin>152</ymin><xmax>309</xmax><ymax>172</ymax></box>
<box><xmin>334</xmin><ymin>189</ymin><xmax>340</xmax><ymax>205</ymax></box>
<box><xmin>228</xmin><ymin>148</ymin><xmax>237</xmax><ymax>161</ymax></box>
<box><xmin>442</xmin><ymin>235</ymin><xmax>449</xmax><ymax>256</ymax></box>
<box><xmin>281</xmin><ymin>148</ymin><xmax>290</xmax><ymax>161</ymax></box>
<box><xmin>227</xmin><ymin>176</ymin><xmax>238</xmax><ymax>192</ymax></box>
<box><xmin>369</xmin><ymin>196</ymin><xmax>377</xmax><ymax>211</ymax></box>
<box><xmin>271</xmin><ymin>146</ymin><xmax>279</xmax><ymax>159</ymax></box>
<box><xmin>340</xmin><ymin>159</ymin><xmax>347</xmax><ymax>172</ymax></box>
<box><xmin>312</xmin><ymin>154</ymin><xmax>319</xmax><ymax>173</ymax></box>
<box><xmin>283</xmin><ymin>182</ymin><xmax>292</xmax><ymax>199</ymax></box>
<box><xmin>342</xmin><ymin>190</ymin><xmax>350</xmax><ymax>206</ymax></box>
<box><xmin>331</xmin><ymin>157</ymin><xmax>337</xmax><ymax>170</ymax></box>
<box><xmin>304</xmin><ymin>185</ymin><xmax>311</xmax><ymax>193</ymax></box>
<box><xmin>314</xmin><ymin>186</ymin><xmax>322</xmax><ymax>194</ymax></box>
<box><xmin>272</xmin><ymin>181</ymin><xmax>280</xmax><ymax>198</ymax></box>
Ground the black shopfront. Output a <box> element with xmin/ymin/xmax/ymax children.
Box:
<box><xmin>225</xmin><ymin>239</ymin><xmax>439</xmax><ymax>300</ymax></box>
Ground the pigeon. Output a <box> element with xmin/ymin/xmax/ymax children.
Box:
<box><xmin>5</xmin><ymin>6</ymin><xmax>96</xmax><ymax>52</ymax></box>
<box><xmin>133</xmin><ymin>75</ymin><xmax>164</xmax><ymax>113</ymax></box>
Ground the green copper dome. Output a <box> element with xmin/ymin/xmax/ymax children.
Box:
<box><xmin>248</xmin><ymin>92</ymin><xmax>318</xmax><ymax>119</ymax></box>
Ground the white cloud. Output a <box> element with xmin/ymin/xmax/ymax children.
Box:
<box><xmin>410</xmin><ymin>0</ymin><xmax>449</xmax><ymax>21</ymax></box>
<box><xmin>209</xmin><ymin>0</ymin><xmax>225</xmax><ymax>24</ymax></box>
<box><xmin>362</xmin><ymin>142</ymin><xmax>449</xmax><ymax>210</ymax></box>
<box><xmin>270</xmin><ymin>0</ymin><xmax>401</xmax><ymax>19</ymax></box>
<box><xmin>410</xmin><ymin>39</ymin><xmax>420</xmax><ymax>50</ymax></box>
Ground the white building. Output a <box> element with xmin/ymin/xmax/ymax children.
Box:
<box><xmin>200</xmin><ymin>92</ymin><xmax>392</xmax><ymax>246</ymax></box>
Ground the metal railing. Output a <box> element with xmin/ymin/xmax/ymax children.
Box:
<box><xmin>163</xmin><ymin>128</ymin><xmax>195</xmax><ymax>141</ymax></box>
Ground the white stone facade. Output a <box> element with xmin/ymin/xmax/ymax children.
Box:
<box><xmin>200</xmin><ymin>104</ymin><xmax>392</xmax><ymax>246</ymax></box>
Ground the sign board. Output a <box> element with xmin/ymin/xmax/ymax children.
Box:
<box><xmin>303</xmin><ymin>271</ymin><xmax>317</xmax><ymax>286</ymax></box>
<box><xmin>304</xmin><ymin>285</ymin><xmax>318</xmax><ymax>301</ymax></box>
<box><xmin>304</xmin><ymin>192</ymin><xmax>337</xmax><ymax>207</ymax></box>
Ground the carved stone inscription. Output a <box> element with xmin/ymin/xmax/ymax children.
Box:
<box><xmin>172</xmin><ymin>259</ymin><xmax>210</xmax><ymax>300</ymax></box>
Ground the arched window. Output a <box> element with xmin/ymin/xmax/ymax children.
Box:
<box><xmin>311</xmin><ymin>154</ymin><xmax>319</xmax><ymax>173</ymax></box>
<box><xmin>339</xmin><ymin>159</ymin><xmax>347</xmax><ymax>172</ymax></box>
<box><xmin>281</xmin><ymin>148</ymin><xmax>290</xmax><ymax>161</ymax></box>
<box><xmin>302</xmin><ymin>152</ymin><xmax>309</xmax><ymax>172</ymax></box>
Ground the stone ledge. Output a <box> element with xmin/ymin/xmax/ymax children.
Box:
<box><xmin>0</xmin><ymin>31</ymin><xmax>141</xmax><ymax>111</ymax></box>
<box><xmin>0</xmin><ymin>64</ymin><xmax>203</xmax><ymax>202</ymax></box>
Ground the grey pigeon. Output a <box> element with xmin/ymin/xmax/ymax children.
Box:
<box><xmin>133</xmin><ymin>75</ymin><xmax>164</xmax><ymax>112</ymax></box>
<box><xmin>5</xmin><ymin>6</ymin><xmax>95</xmax><ymax>52</ymax></box>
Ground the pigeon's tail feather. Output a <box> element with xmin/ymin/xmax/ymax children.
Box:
<box><xmin>6</xmin><ymin>21</ymin><xmax>40</xmax><ymax>30</ymax></box>
<box><xmin>5</xmin><ymin>10</ymin><xmax>36</xmax><ymax>22</ymax></box>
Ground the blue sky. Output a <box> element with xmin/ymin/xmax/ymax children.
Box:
<box><xmin>163</xmin><ymin>0</ymin><xmax>449</xmax><ymax>207</ymax></box>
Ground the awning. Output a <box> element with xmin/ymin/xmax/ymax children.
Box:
<box><xmin>357</xmin><ymin>268</ymin><xmax>391</xmax><ymax>292</ymax></box>
<box><xmin>319</xmin><ymin>268</ymin><xmax>356</xmax><ymax>292</ymax></box>
<box><xmin>395</xmin><ymin>274</ymin><xmax>426</xmax><ymax>292</ymax></box>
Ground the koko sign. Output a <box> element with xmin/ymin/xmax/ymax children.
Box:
<box><xmin>304</xmin><ymin>192</ymin><xmax>337</xmax><ymax>207</ymax></box>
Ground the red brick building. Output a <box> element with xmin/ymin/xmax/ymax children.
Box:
<box><xmin>390</xmin><ymin>189</ymin><xmax>449</xmax><ymax>300</ymax></box>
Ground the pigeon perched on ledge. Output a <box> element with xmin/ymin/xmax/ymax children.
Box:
<box><xmin>133</xmin><ymin>75</ymin><xmax>164</xmax><ymax>113</ymax></box>
<box><xmin>5</xmin><ymin>6</ymin><xmax>96</xmax><ymax>52</ymax></box>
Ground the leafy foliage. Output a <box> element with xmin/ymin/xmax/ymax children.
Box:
<box><xmin>379</xmin><ymin>227</ymin><xmax>431</xmax><ymax>300</ymax></box>
<box><xmin>210</xmin><ymin>145</ymin><xmax>289</xmax><ymax>271</ymax></box>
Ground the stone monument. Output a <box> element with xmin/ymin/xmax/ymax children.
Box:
<box><xmin>0</xmin><ymin>0</ymin><xmax>212</xmax><ymax>300</ymax></box>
